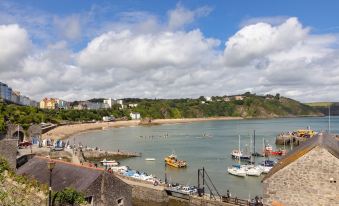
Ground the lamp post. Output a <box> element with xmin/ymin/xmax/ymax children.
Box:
<box><xmin>47</xmin><ymin>160</ymin><xmax>56</xmax><ymax>206</ymax></box>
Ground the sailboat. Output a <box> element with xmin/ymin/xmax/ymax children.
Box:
<box><xmin>245</xmin><ymin>135</ymin><xmax>262</xmax><ymax>176</ymax></box>
<box><xmin>230</xmin><ymin>135</ymin><xmax>251</xmax><ymax>160</ymax></box>
<box><xmin>228</xmin><ymin>135</ymin><xmax>247</xmax><ymax>177</ymax></box>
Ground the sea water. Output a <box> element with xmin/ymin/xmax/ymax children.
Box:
<box><xmin>71</xmin><ymin>116</ymin><xmax>339</xmax><ymax>198</ymax></box>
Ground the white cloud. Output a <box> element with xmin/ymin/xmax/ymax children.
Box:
<box><xmin>54</xmin><ymin>15</ymin><xmax>82</xmax><ymax>40</ymax></box>
<box><xmin>224</xmin><ymin>17</ymin><xmax>308</xmax><ymax>67</ymax></box>
<box><xmin>1</xmin><ymin>8</ymin><xmax>339</xmax><ymax>103</ymax></box>
<box><xmin>77</xmin><ymin>29</ymin><xmax>220</xmax><ymax>71</ymax></box>
<box><xmin>0</xmin><ymin>24</ymin><xmax>30</xmax><ymax>70</ymax></box>
<box><xmin>167</xmin><ymin>4</ymin><xmax>212</xmax><ymax>30</ymax></box>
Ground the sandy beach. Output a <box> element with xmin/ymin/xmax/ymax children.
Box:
<box><xmin>42</xmin><ymin>116</ymin><xmax>243</xmax><ymax>140</ymax></box>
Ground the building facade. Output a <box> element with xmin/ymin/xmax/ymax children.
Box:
<box><xmin>130</xmin><ymin>112</ymin><xmax>141</xmax><ymax>120</ymax></box>
<box><xmin>262</xmin><ymin>134</ymin><xmax>339</xmax><ymax>206</ymax></box>
<box><xmin>40</xmin><ymin>98</ymin><xmax>57</xmax><ymax>109</ymax></box>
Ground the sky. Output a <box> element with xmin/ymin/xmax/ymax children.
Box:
<box><xmin>1</xmin><ymin>0</ymin><xmax>339</xmax><ymax>102</ymax></box>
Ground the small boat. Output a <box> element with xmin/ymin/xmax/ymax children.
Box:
<box><xmin>245</xmin><ymin>165</ymin><xmax>262</xmax><ymax>176</ymax></box>
<box><xmin>101</xmin><ymin>159</ymin><xmax>119</xmax><ymax>167</ymax></box>
<box><xmin>231</xmin><ymin>135</ymin><xmax>251</xmax><ymax>160</ymax></box>
<box><xmin>258</xmin><ymin>165</ymin><xmax>272</xmax><ymax>174</ymax></box>
<box><xmin>145</xmin><ymin>158</ymin><xmax>156</xmax><ymax>161</ymax></box>
<box><xmin>164</xmin><ymin>153</ymin><xmax>187</xmax><ymax>168</ymax></box>
<box><xmin>227</xmin><ymin>166</ymin><xmax>246</xmax><ymax>177</ymax></box>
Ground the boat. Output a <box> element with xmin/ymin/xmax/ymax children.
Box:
<box><xmin>145</xmin><ymin>158</ymin><xmax>156</xmax><ymax>161</ymax></box>
<box><xmin>245</xmin><ymin>135</ymin><xmax>262</xmax><ymax>176</ymax></box>
<box><xmin>227</xmin><ymin>166</ymin><xmax>247</xmax><ymax>177</ymax></box>
<box><xmin>257</xmin><ymin>165</ymin><xmax>272</xmax><ymax>174</ymax></box>
<box><xmin>245</xmin><ymin>165</ymin><xmax>262</xmax><ymax>176</ymax></box>
<box><xmin>230</xmin><ymin>135</ymin><xmax>251</xmax><ymax>160</ymax></box>
<box><xmin>164</xmin><ymin>153</ymin><xmax>187</xmax><ymax>168</ymax></box>
<box><xmin>228</xmin><ymin>135</ymin><xmax>248</xmax><ymax>177</ymax></box>
<box><xmin>101</xmin><ymin>159</ymin><xmax>119</xmax><ymax>167</ymax></box>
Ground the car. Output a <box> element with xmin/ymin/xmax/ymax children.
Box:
<box><xmin>18</xmin><ymin>141</ymin><xmax>32</xmax><ymax>148</ymax></box>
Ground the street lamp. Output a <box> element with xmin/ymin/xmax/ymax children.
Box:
<box><xmin>47</xmin><ymin>160</ymin><xmax>56</xmax><ymax>206</ymax></box>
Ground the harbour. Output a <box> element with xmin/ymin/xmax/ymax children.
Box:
<box><xmin>70</xmin><ymin>116</ymin><xmax>339</xmax><ymax>199</ymax></box>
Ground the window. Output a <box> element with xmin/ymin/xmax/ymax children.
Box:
<box><xmin>117</xmin><ymin>198</ymin><xmax>124</xmax><ymax>206</ymax></box>
<box><xmin>85</xmin><ymin>196</ymin><xmax>94</xmax><ymax>206</ymax></box>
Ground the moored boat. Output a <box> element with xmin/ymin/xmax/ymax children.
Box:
<box><xmin>101</xmin><ymin>159</ymin><xmax>119</xmax><ymax>167</ymax></box>
<box><xmin>227</xmin><ymin>166</ymin><xmax>247</xmax><ymax>177</ymax></box>
<box><xmin>164</xmin><ymin>153</ymin><xmax>187</xmax><ymax>168</ymax></box>
<box><xmin>145</xmin><ymin>158</ymin><xmax>156</xmax><ymax>161</ymax></box>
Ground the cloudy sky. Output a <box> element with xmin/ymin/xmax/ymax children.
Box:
<box><xmin>1</xmin><ymin>0</ymin><xmax>339</xmax><ymax>102</ymax></box>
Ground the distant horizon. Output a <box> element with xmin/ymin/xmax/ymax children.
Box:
<box><xmin>1</xmin><ymin>1</ymin><xmax>339</xmax><ymax>102</ymax></box>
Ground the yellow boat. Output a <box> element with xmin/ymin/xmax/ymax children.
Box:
<box><xmin>164</xmin><ymin>154</ymin><xmax>187</xmax><ymax>168</ymax></box>
<box><xmin>296</xmin><ymin>129</ymin><xmax>316</xmax><ymax>138</ymax></box>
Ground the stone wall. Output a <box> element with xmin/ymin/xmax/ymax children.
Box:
<box><xmin>263</xmin><ymin>146</ymin><xmax>339</xmax><ymax>205</ymax></box>
<box><xmin>0</xmin><ymin>139</ymin><xmax>17</xmax><ymax>169</ymax></box>
<box><xmin>131</xmin><ymin>184</ymin><xmax>169</xmax><ymax>206</ymax></box>
<box><xmin>84</xmin><ymin>172</ymin><xmax>132</xmax><ymax>206</ymax></box>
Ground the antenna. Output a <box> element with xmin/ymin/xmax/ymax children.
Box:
<box><xmin>328</xmin><ymin>105</ymin><xmax>331</xmax><ymax>134</ymax></box>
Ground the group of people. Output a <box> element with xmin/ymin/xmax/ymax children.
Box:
<box><xmin>224</xmin><ymin>190</ymin><xmax>263</xmax><ymax>205</ymax></box>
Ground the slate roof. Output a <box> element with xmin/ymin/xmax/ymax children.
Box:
<box><xmin>17</xmin><ymin>156</ymin><xmax>104</xmax><ymax>191</ymax></box>
<box><xmin>262</xmin><ymin>133</ymin><xmax>339</xmax><ymax>181</ymax></box>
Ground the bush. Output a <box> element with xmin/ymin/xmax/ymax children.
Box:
<box><xmin>52</xmin><ymin>187</ymin><xmax>86</xmax><ymax>205</ymax></box>
<box><xmin>0</xmin><ymin>156</ymin><xmax>11</xmax><ymax>174</ymax></box>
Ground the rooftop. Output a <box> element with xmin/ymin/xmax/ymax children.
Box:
<box><xmin>17</xmin><ymin>156</ymin><xmax>105</xmax><ymax>191</ymax></box>
<box><xmin>263</xmin><ymin>133</ymin><xmax>339</xmax><ymax>181</ymax></box>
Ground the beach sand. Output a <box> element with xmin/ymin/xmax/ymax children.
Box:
<box><xmin>42</xmin><ymin>116</ymin><xmax>243</xmax><ymax>140</ymax></box>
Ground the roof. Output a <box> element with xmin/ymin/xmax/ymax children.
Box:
<box><xmin>263</xmin><ymin>133</ymin><xmax>339</xmax><ymax>181</ymax></box>
<box><xmin>17</xmin><ymin>156</ymin><xmax>104</xmax><ymax>191</ymax></box>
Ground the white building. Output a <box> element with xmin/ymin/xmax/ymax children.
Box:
<box><xmin>104</xmin><ymin>98</ymin><xmax>124</xmax><ymax>108</ymax></box>
<box><xmin>205</xmin><ymin>96</ymin><xmax>212</xmax><ymax>101</ymax></box>
<box><xmin>130</xmin><ymin>112</ymin><xmax>141</xmax><ymax>120</ymax></box>
<box><xmin>128</xmin><ymin>103</ymin><xmax>138</xmax><ymax>108</ymax></box>
<box><xmin>103</xmin><ymin>98</ymin><xmax>114</xmax><ymax>108</ymax></box>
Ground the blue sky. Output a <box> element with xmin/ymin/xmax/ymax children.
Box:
<box><xmin>1</xmin><ymin>0</ymin><xmax>339</xmax><ymax>102</ymax></box>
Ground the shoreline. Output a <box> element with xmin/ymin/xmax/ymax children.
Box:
<box><xmin>41</xmin><ymin>116</ymin><xmax>242</xmax><ymax>140</ymax></box>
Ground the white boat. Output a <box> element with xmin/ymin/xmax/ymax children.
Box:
<box><xmin>228</xmin><ymin>135</ymin><xmax>248</xmax><ymax>177</ymax></box>
<box><xmin>230</xmin><ymin>135</ymin><xmax>250</xmax><ymax>160</ymax></box>
<box><xmin>258</xmin><ymin>165</ymin><xmax>272</xmax><ymax>174</ymax></box>
<box><xmin>145</xmin><ymin>158</ymin><xmax>156</xmax><ymax>161</ymax></box>
<box><xmin>246</xmin><ymin>165</ymin><xmax>262</xmax><ymax>176</ymax></box>
<box><xmin>101</xmin><ymin>159</ymin><xmax>119</xmax><ymax>167</ymax></box>
<box><xmin>227</xmin><ymin>167</ymin><xmax>247</xmax><ymax>177</ymax></box>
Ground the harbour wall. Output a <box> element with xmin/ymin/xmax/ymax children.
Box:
<box><xmin>117</xmin><ymin>174</ymin><xmax>241</xmax><ymax>206</ymax></box>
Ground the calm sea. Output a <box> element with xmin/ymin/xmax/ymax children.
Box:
<box><xmin>71</xmin><ymin>116</ymin><xmax>339</xmax><ymax>199</ymax></box>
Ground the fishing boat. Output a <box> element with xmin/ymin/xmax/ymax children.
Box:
<box><xmin>101</xmin><ymin>159</ymin><xmax>119</xmax><ymax>167</ymax></box>
<box><xmin>164</xmin><ymin>153</ymin><xmax>187</xmax><ymax>168</ymax></box>
<box><xmin>145</xmin><ymin>158</ymin><xmax>156</xmax><ymax>161</ymax></box>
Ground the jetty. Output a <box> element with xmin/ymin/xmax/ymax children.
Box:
<box><xmin>275</xmin><ymin>129</ymin><xmax>316</xmax><ymax>145</ymax></box>
<box><xmin>80</xmin><ymin>147</ymin><xmax>141</xmax><ymax>161</ymax></box>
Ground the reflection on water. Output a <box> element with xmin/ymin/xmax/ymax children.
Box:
<box><xmin>71</xmin><ymin>116</ymin><xmax>339</xmax><ymax>198</ymax></box>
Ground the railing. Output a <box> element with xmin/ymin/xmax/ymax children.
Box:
<box><xmin>222</xmin><ymin>196</ymin><xmax>263</xmax><ymax>206</ymax></box>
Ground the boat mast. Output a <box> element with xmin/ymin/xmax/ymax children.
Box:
<box><xmin>238</xmin><ymin>135</ymin><xmax>241</xmax><ymax>164</ymax></box>
<box><xmin>328</xmin><ymin>105</ymin><xmax>331</xmax><ymax>134</ymax></box>
<box><xmin>253</xmin><ymin>130</ymin><xmax>256</xmax><ymax>155</ymax></box>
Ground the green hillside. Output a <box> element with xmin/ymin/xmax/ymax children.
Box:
<box><xmin>0</xmin><ymin>93</ymin><xmax>322</xmax><ymax>133</ymax></box>
<box><xmin>306</xmin><ymin>102</ymin><xmax>339</xmax><ymax>116</ymax></box>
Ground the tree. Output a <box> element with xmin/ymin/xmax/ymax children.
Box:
<box><xmin>52</xmin><ymin>187</ymin><xmax>85</xmax><ymax>206</ymax></box>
